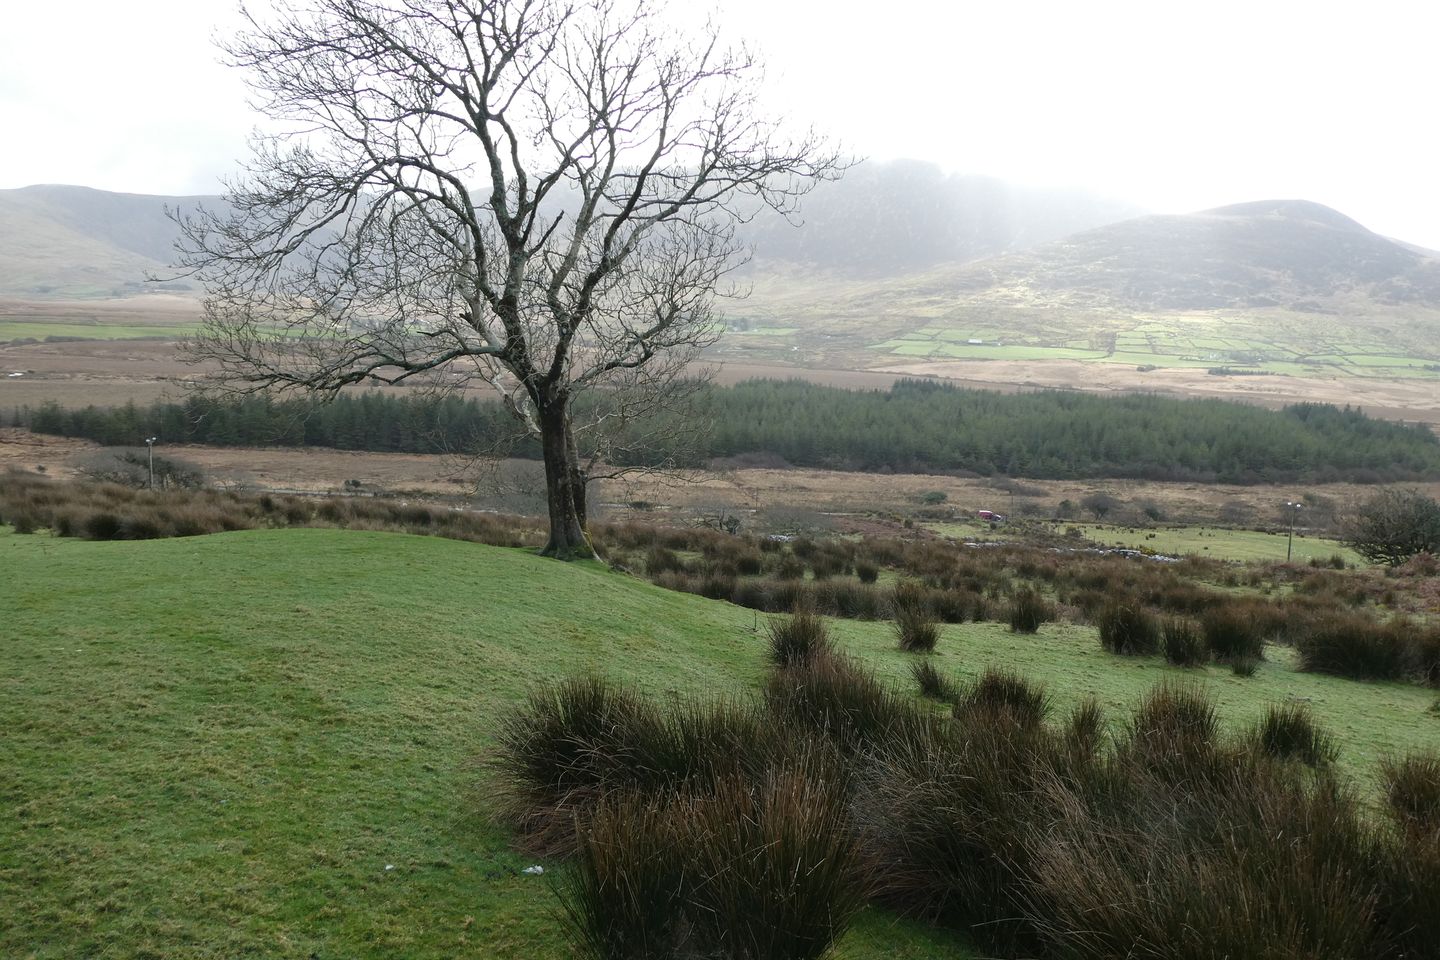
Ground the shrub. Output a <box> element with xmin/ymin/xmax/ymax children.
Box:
<box><xmin>1097</xmin><ymin>603</ymin><xmax>1160</xmax><ymax>656</ymax></box>
<box><xmin>1006</xmin><ymin>588</ymin><xmax>1052</xmax><ymax>634</ymax></box>
<box><xmin>764</xmin><ymin>609</ymin><xmax>832</xmax><ymax>669</ymax></box>
<box><xmin>1252</xmin><ymin>703</ymin><xmax>1338</xmax><ymax>767</ymax></box>
<box><xmin>1201</xmin><ymin>605</ymin><xmax>1266</xmax><ymax>662</ymax></box>
<box><xmin>855</xmin><ymin>560</ymin><xmax>880</xmax><ymax>584</ymax></box>
<box><xmin>910</xmin><ymin>659</ymin><xmax>957</xmax><ymax>702</ymax></box>
<box><xmin>1295</xmin><ymin>614</ymin><xmax>1411</xmax><ymax>681</ymax></box>
<box><xmin>1162</xmin><ymin>617</ymin><xmax>1207</xmax><ymax>667</ymax></box>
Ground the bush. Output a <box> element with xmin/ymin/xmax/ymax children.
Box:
<box><xmin>1201</xmin><ymin>605</ymin><xmax>1266</xmax><ymax>662</ymax></box>
<box><xmin>764</xmin><ymin>609</ymin><xmax>832</xmax><ymax>669</ymax></box>
<box><xmin>1006</xmin><ymin>588</ymin><xmax>1052</xmax><ymax>634</ymax></box>
<box><xmin>1097</xmin><ymin>603</ymin><xmax>1160</xmax><ymax>656</ymax></box>
<box><xmin>855</xmin><ymin>560</ymin><xmax>880</xmax><ymax>584</ymax></box>
<box><xmin>1252</xmin><ymin>703</ymin><xmax>1338</xmax><ymax>767</ymax></box>
<box><xmin>1162</xmin><ymin>617</ymin><xmax>1207</xmax><ymax>667</ymax></box>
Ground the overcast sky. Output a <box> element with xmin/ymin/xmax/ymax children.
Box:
<box><xmin>3</xmin><ymin>0</ymin><xmax>1437</xmax><ymax>246</ymax></box>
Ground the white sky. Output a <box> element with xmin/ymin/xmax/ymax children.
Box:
<box><xmin>3</xmin><ymin>0</ymin><xmax>1438</xmax><ymax>246</ymax></box>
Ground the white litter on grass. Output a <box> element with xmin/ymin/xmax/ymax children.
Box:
<box><xmin>384</xmin><ymin>864</ymin><xmax>395</xmax><ymax>871</ymax></box>
<box><xmin>522</xmin><ymin>865</ymin><xmax>544</xmax><ymax>875</ymax></box>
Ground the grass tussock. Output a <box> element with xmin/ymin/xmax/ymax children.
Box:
<box><xmin>1162</xmin><ymin>617</ymin><xmax>1208</xmax><ymax>667</ymax></box>
<box><xmin>764</xmin><ymin>609</ymin><xmax>833</xmax><ymax>669</ymax></box>
<box><xmin>1096</xmin><ymin>603</ymin><xmax>1160</xmax><ymax>656</ymax></box>
<box><xmin>1006</xmin><ymin>587</ymin><xmax>1052</xmax><ymax>634</ymax></box>
<box><xmin>1253</xmin><ymin>702</ymin><xmax>1339</xmax><ymax>767</ymax></box>
<box><xmin>910</xmin><ymin>659</ymin><xmax>958</xmax><ymax>703</ymax></box>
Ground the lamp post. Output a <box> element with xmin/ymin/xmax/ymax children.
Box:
<box><xmin>145</xmin><ymin>437</ymin><xmax>157</xmax><ymax>490</ymax></box>
<box><xmin>1285</xmin><ymin>500</ymin><xmax>1302</xmax><ymax>562</ymax></box>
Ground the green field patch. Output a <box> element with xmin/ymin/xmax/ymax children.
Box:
<box><xmin>1064</xmin><ymin>523</ymin><xmax>1363</xmax><ymax>565</ymax></box>
<box><xmin>1</xmin><ymin>527</ymin><xmax>1433</xmax><ymax>957</ymax></box>
<box><xmin>1347</xmin><ymin>354</ymin><xmax>1439</xmax><ymax>367</ymax></box>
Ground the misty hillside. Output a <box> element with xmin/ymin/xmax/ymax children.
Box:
<box><xmin>934</xmin><ymin>199</ymin><xmax>1440</xmax><ymax>311</ymax></box>
<box><xmin>0</xmin><ymin>165</ymin><xmax>1140</xmax><ymax>299</ymax></box>
<box><xmin>742</xmin><ymin>159</ymin><xmax>1145</xmax><ymax>276</ymax></box>
<box><xmin>0</xmin><ymin>185</ymin><xmax>216</xmax><ymax>298</ymax></box>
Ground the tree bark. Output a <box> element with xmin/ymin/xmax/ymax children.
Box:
<box><xmin>537</xmin><ymin>394</ymin><xmax>594</xmax><ymax>560</ymax></box>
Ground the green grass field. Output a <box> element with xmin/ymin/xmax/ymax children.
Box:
<box><xmin>0</xmin><ymin>320</ymin><xmax>197</xmax><ymax>341</ymax></box>
<box><xmin>3</xmin><ymin>527</ymin><xmax>1434</xmax><ymax>957</ymax></box>
<box><xmin>924</xmin><ymin>520</ymin><xmax>1364</xmax><ymax>565</ymax></box>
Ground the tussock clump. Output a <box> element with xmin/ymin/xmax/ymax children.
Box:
<box><xmin>855</xmin><ymin>560</ymin><xmax>880</xmax><ymax>584</ymax></box>
<box><xmin>1295</xmin><ymin>613</ymin><xmax>1411</xmax><ymax>681</ymax></box>
<box><xmin>556</xmin><ymin>791</ymin><xmax>691</xmax><ymax>960</ymax></box>
<box><xmin>955</xmin><ymin>667</ymin><xmax>1050</xmax><ymax>731</ymax></box>
<box><xmin>1252</xmin><ymin>703</ymin><xmax>1338</xmax><ymax>767</ymax></box>
<box><xmin>1382</xmin><ymin>752</ymin><xmax>1440</xmax><ymax>830</ymax></box>
<box><xmin>764</xmin><ymin>609</ymin><xmax>833</xmax><ymax>669</ymax></box>
<box><xmin>1162</xmin><ymin>617</ymin><xmax>1208</xmax><ymax>667</ymax></box>
<box><xmin>1006</xmin><ymin>587</ymin><xmax>1052</xmax><ymax>634</ymax></box>
<box><xmin>1125</xmin><ymin>682</ymin><xmax>1220</xmax><ymax>779</ymax></box>
<box><xmin>1201</xmin><ymin>605</ymin><xmax>1266</xmax><ymax>663</ymax></box>
<box><xmin>764</xmin><ymin>653</ymin><xmax>911</xmax><ymax>755</ymax></box>
<box><xmin>910</xmin><ymin>659</ymin><xmax>958</xmax><ymax>703</ymax></box>
<box><xmin>686</xmin><ymin>761</ymin><xmax>867</xmax><ymax>960</ymax></box>
<box><xmin>891</xmin><ymin>581</ymin><xmax>940</xmax><ymax>652</ymax></box>
<box><xmin>1097</xmin><ymin>603</ymin><xmax>1160</xmax><ymax>656</ymax></box>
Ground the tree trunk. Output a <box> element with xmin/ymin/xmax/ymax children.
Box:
<box><xmin>537</xmin><ymin>394</ymin><xmax>594</xmax><ymax>560</ymax></box>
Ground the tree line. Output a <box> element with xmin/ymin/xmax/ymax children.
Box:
<box><xmin>12</xmin><ymin>378</ymin><xmax>1440</xmax><ymax>484</ymax></box>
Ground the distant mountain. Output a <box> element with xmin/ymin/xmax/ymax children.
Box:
<box><xmin>932</xmin><ymin>199</ymin><xmax>1440</xmax><ymax>311</ymax></box>
<box><xmin>0</xmin><ymin>165</ymin><xmax>1142</xmax><ymax>299</ymax></box>
<box><xmin>0</xmin><ymin>185</ymin><xmax>216</xmax><ymax>298</ymax></box>
<box><xmin>742</xmin><ymin>159</ymin><xmax>1145</xmax><ymax>276</ymax></box>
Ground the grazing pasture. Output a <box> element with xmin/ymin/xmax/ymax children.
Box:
<box><xmin>2</xmin><ymin>519</ymin><xmax>1437</xmax><ymax>957</ymax></box>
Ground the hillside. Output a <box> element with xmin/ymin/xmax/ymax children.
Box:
<box><xmin>0</xmin><ymin>185</ymin><xmax>213</xmax><ymax>298</ymax></box>
<box><xmin>939</xmin><ymin>199</ymin><xmax>1440</xmax><ymax>311</ymax></box>
<box><xmin>724</xmin><ymin>199</ymin><xmax>1440</xmax><ymax>390</ymax></box>
<box><xmin>0</xmin><ymin>164</ymin><xmax>1136</xmax><ymax>300</ymax></box>
<box><xmin>3</xmin><ymin>525</ymin><xmax>1437</xmax><ymax>957</ymax></box>
<box><xmin>739</xmin><ymin>159</ymin><xmax>1144</xmax><ymax>277</ymax></box>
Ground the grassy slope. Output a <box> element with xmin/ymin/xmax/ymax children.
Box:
<box><xmin>0</xmin><ymin>529</ymin><xmax>962</xmax><ymax>959</ymax></box>
<box><xmin>3</xmin><ymin>528</ymin><xmax>1435</xmax><ymax>957</ymax></box>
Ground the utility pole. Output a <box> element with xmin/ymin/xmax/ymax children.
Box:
<box><xmin>1285</xmin><ymin>500</ymin><xmax>1302</xmax><ymax>562</ymax></box>
<box><xmin>145</xmin><ymin>437</ymin><xmax>157</xmax><ymax>490</ymax></box>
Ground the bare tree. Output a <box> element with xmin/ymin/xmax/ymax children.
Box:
<box><xmin>1342</xmin><ymin>487</ymin><xmax>1440</xmax><ymax>566</ymax></box>
<box><xmin>176</xmin><ymin>0</ymin><xmax>842</xmax><ymax>558</ymax></box>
